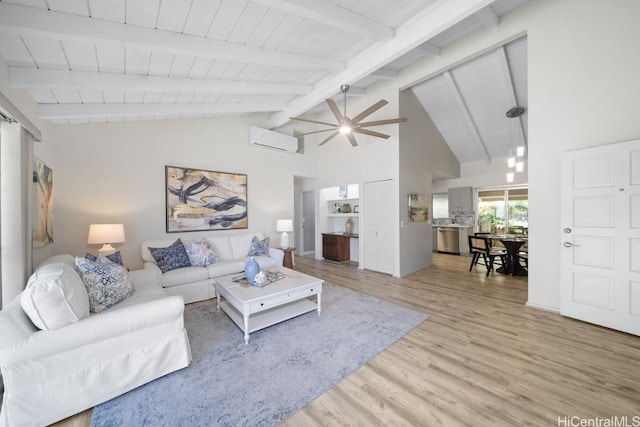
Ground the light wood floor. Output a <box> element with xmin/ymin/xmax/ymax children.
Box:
<box><xmin>53</xmin><ymin>253</ymin><xmax>640</xmax><ymax>427</ymax></box>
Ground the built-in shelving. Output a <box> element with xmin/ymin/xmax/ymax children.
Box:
<box><xmin>327</xmin><ymin>213</ymin><xmax>359</xmax><ymax>218</ymax></box>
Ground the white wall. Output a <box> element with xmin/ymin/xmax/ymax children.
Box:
<box><xmin>398</xmin><ymin>89</ymin><xmax>436</xmax><ymax>275</ymax></box>
<box><xmin>295</xmin><ymin>80</ymin><xmax>402</xmax><ymax>274</ymax></box>
<box><xmin>526</xmin><ymin>0</ymin><xmax>640</xmax><ymax>310</ymax></box>
<box><xmin>397</xmin><ymin>0</ymin><xmax>640</xmax><ymax>310</ymax></box>
<box><xmin>50</xmin><ymin>117</ymin><xmax>301</xmax><ymax>269</ymax></box>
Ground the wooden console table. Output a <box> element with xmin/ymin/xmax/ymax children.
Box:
<box><xmin>322</xmin><ymin>233</ymin><xmax>357</xmax><ymax>262</ymax></box>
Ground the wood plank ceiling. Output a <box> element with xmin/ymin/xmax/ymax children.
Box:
<box><xmin>0</xmin><ymin>0</ymin><xmax>529</xmax><ymax>162</ymax></box>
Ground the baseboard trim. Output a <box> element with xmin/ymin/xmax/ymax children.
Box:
<box><xmin>525</xmin><ymin>301</ymin><xmax>560</xmax><ymax>313</ymax></box>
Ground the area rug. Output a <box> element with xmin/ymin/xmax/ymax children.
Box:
<box><xmin>91</xmin><ymin>282</ymin><xmax>428</xmax><ymax>427</ymax></box>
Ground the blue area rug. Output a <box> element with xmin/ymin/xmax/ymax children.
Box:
<box><xmin>91</xmin><ymin>282</ymin><xmax>428</xmax><ymax>427</ymax></box>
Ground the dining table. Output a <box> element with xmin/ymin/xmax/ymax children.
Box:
<box><xmin>489</xmin><ymin>235</ymin><xmax>528</xmax><ymax>276</ymax></box>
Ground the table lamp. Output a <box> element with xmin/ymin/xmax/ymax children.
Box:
<box><xmin>276</xmin><ymin>219</ymin><xmax>293</xmax><ymax>249</ymax></box>
<box><xmin>87</xmin><ymin>223</ymin><xmax>125</xmax><ymax>255</ymax></box>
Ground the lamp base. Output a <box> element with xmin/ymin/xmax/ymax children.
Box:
<box><xmin>280</xmin><ymin>232</ymin><xmax>289</xmax><ymax>250</ymax></box>
<box><xmin>98</xmin><ymin>244</ymin><xmax>117</xmax><ymax>256</ymax></box>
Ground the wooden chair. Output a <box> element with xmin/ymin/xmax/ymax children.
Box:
<box><xmin>468</xmin><ymin>235</ymin><xmax>507</xmax><ymax>276</ymax></box>
<box><xmin>517</xmin><ymin>241</ymin><xmax>529</xmax><ymax>269</ymax></box>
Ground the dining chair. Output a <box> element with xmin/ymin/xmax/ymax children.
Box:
<box><xmin>517</xmin><ymin>241</ymin><xmax>529</xmax><ymax>269</ymax></box>
<box><xmin>468</xmin><ymin>235</ymin><xmax>508</xmax><ymax>276</ymax></box>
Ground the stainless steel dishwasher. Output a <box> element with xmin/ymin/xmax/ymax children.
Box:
<box><xmin>437</xmin><ymin>227</ymin><xmax>460</xmax><ymax>254</ymax></box>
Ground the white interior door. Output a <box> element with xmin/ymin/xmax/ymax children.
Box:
<box><xmin>560</xmin><ymin>138</ymin><xmax>640</xmax><ymax>336</ymax></box>
<box><xmin>363</xmin><ymin>179</ymin><xmax>394</xmax><ymax>275</ymax></box>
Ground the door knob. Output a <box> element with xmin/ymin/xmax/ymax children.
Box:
<box><xmin>563</xmin><ymin>241</ymin><xmax>580</xmax><ymax>247</ymax></box>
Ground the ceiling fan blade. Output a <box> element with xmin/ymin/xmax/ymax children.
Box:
<box><xmin>345</xmin><ymin>132</ymin><xmax>358</xmax><ymax>147</ymax></box>
<box><xmin>357</xmin><ymin>117</ymin><xmax>407</xmax><ymax>128</ymax></box>
<box><xmin>289</xmin><ymin>116</ymin><xmax>339</xmax><ymax>127</ymax></box>
<box><xmin>325</xmin><ymin>98</ymin><xmax>345</xmax><ymax>123</ymax></box>
<box><xmin>350</xmin><ymin>99</ymin><xmax>388</xmax><ymax>124</ymax></box>
<box><xmin>298</xmin><ymin>127</ymin><xmax>339</xmax><ymax>136</ymax></box>
<box><xmin>319</xmin><ymin>131</ymin><xmax>340</xmax><ymax>146</ymax></box>
<box><xmin>353</xmin><ymin>128</ymin><xmax>390</xmax><ymax>139</ymax></box>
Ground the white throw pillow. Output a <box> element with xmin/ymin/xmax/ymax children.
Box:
<box><xmin>20</xmin><ymin>263</ymin><xmax>90</xmax><ymax>330</ymax></box>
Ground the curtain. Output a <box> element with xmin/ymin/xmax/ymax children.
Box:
<box><xmin>0</xmin><ymin>122</ymin><xmax>33</xmax><ymax>307</ymax></box>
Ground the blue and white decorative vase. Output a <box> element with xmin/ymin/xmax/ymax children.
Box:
<box><xmin>244</xmin><ymin>257</ymin><xmax>260</xmax><ymax>284</ymax></box>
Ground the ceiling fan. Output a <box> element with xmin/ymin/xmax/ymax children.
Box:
<box><xmin>290</xmin><ymin>84</ymin><xmax>407</xmax><ymax>147</ymax></box>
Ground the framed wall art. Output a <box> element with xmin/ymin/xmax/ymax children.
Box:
<box><xmin>32</xmin><ymin>158</ymin><xmax>54</xmax><ymax>247</ymax></box>
<box><xmin>165</xmin><ymin>165</ymin><xmax>248</xmax><ymax>232</ymax></box>
<box><xmin>408</xmin><ymin>193</ymin><xmax>428</xmax><ymax>222</ymax></box>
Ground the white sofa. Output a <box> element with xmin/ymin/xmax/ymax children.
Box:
<box><xmin>0</xmin><ymin>255</ymin><xmax>191</xmax><ymax>427</ymax></box>
<box><xmin>141</xmin><ymin>232</ymin><xmax>284</xmax><ymax>304</ymax></box>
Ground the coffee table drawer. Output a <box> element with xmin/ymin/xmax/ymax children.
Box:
<box><xmin>249</xmin><ymin>285</ymin><xmax>319</xmax><ymax>312</ymax></box>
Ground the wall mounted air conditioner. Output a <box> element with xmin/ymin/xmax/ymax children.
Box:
<box><xmin>249</xmin><ymin>126</ymin><xmax>298</xmax><ymax>153</ymax></box>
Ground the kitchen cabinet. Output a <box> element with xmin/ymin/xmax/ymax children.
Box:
<box><xmin>322</xmin><ymin>233</ymin><xmax>351</xmax><ymax>262</ymax></box>
<box><xmin>448</xmin><ymin>186</ymin><xmax>473</xmax><ymax>212</ymax></box>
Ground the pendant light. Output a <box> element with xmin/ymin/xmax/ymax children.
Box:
<box><xmin>505</xmin><ymin>106</ymin><xmax>526</xmax><ymax>183</ymax></box>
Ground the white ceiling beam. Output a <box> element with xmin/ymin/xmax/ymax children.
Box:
<box><xmin>370</xmin><ymin>68</ymin><xmax>398</xmax><ymax>80</ymax></box>
<box><xmin>11</xmin><ymin>67</ymin><xmax>313</xmax><ymax>95</ymax></box>
<box><xmin>496</xmin><ymin>46</ymin><xmax>527</xmax><ymax>148</ymax></box>
<box><xmin>443</xmin><ymin>71</ymin><xmax>491</xmax><ymax>162</ymax></box>
<box><xmin>415</xmin><ymin>43</ymin><xmax>441</xmax><ymax>57</ymax></box>
<box><xmin>252</xmin><ymin>0</ymin><xmax>394</xmax><ymax>41</ymax></box>
<box><xmin>475</xmin><ymin>6</ymin><xmax>499</xmax><ymax>27</ymax></box>
<box><xmin>38</xmin><ymin>102</ymin><xmax>286</xmax><ymax>120</ymax></box>
<box><xmin>269</xmin><ymin>0</ymin><xmax>498</xmax><ymax>127</ymax></box>
<box><xmin>0</xmin><ymin>2</ymin><xmax>344</xmax><ymax>71</ymax></box>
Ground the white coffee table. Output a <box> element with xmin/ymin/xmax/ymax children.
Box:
<box><xmin>214</xmin><ymin>268</ymin><xmax>322</xmax><ymax>344</ymax></box>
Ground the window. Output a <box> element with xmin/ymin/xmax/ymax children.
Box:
<box><xmin>432</xmin><ymin>193</ymin><xmax>449</xmax><ymax>219</ymax></box>
<box><xmin>477</xmin><ymin>187</ymin><xmax>528</xmax><ymax>235</ymax></box>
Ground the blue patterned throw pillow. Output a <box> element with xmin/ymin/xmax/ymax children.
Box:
<box><xmin>247</xmin><ymin>236</ymin><xmax>270</xmax><ymax>256</ymax></box>
<box><xmin>75</xmin><ymin>256</ymin><xmax>134</xmax><ymax>313</ymax></box>
<box><xmin>85</xmin><ymin>251</ymin><xmax>123</xmax><ymax>266</ymax></box>
<box><xmin>183</xmin><ymin>240</ymin><xmax>218</xmax><ymax>267</ymax></box>
<box><xmin>149</xmin><ymin>239</ymin><xmax>192</xmax><ymax>273</ymax></box>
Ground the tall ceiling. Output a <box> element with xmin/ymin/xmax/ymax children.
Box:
<box><xmin>0</xmin><ymin>0</ymin><xmax>529</xmax><ymax>163</ymax></box>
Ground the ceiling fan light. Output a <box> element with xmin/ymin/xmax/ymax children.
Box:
<box><xmin>339</xmin><ymin>124</ymin><xmax>352</xmax><ymax>134</ymax></box>
<box><xmin>515</xmin><ymin>161</ymin><xmax>525</xmax><ymax>172</ymax></box>
<box><xmin>507</xmin><ymin>157</ymin><xmax>516</xmax><ymax>168</ymax></box>
<box><xmin>516</xmin><ymin>146</ymin><xmax>525</xmax><ymax>157</ymax></box>
<box><xmin>506</xmin><ymin>172</ymin><xmax>514</xmax><ymax>183</ymax></box>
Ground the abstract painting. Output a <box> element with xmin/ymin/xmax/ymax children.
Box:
<box><xmin>166</xmin><ymin>166</ymin><xmax>247</xmax><ymax>232</ymax></box>
<box><xmin>408</xmin><ymin>193</ymin><xmax>428</xmax><ymax>222</ymax></box>
<box><xmin>33</xmin><ymin>159</ymin><xmax>53</xmax><ymax>247</ymax></box>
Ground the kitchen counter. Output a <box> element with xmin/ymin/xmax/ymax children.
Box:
<box><xmin>432</xmin><ymin>224</ymin><xmax>473</xmax><ymax>228</ymax></box>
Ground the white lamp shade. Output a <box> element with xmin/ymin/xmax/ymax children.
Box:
<box><xmin>88</xmin><ymin>224</ymin><xmax>125</xmax><ymax>256</ymax></box>
<box><xmin>276</xmin><ymin>219</ymin><xmax>293</xmax><ymax>232</ymax></box>
<box><xmin>88</xmin><ymin>224</ymin><xmax>125</xmax><ymax>245</ymax></box>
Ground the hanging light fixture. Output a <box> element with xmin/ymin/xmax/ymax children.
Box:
<box><xmin>506</xmin><ymin>172</ymin><xmax>515</xmax><ymax>183</ymax></box>
<box><xmin>505</xmin><ymin>106</ymin><xmax>526</xmax><ymax>182</ymax></box>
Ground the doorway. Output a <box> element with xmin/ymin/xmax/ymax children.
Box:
<box><xmin>301</xmin><ymin>190</ymin><xmax>315</xmax><ymax>255</ymax></box>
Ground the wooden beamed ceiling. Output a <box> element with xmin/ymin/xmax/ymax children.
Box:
<box><xmin>0</xmin><ymin>0</ymin><xmax>529</xmax><ymax>150</ymax></box>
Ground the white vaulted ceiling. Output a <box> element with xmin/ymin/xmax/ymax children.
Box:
<box><xmin>0</xmin><ymin>0</ymin><xmax>529</xmax><ymax>162</ymax></box>
<box><xmin>411</xmin><ymin>37</ymin><xmax>528</xmax><ymax>163</ymax></box>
